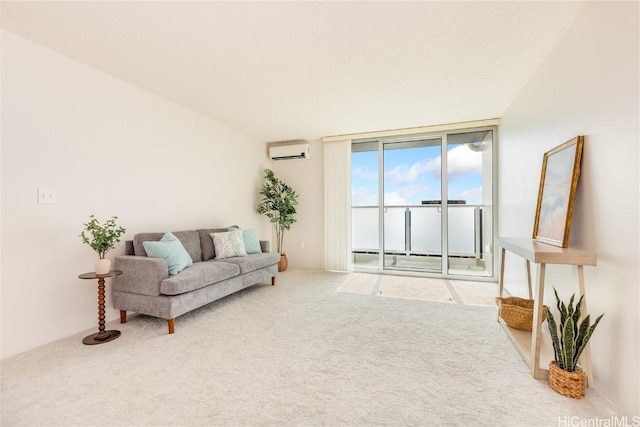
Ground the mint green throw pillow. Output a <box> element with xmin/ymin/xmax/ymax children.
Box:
<box><xmin>143</xmin><ymin>232</ymin><xmax>193</xmax><ymax>275</ymax></box>
<box><xmin>243</xmin><ymin>229</ymin><xmax>262</xmax><ymax>254</ymax></box>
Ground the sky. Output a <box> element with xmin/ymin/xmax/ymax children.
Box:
<box><xmin>352</xmin><ymin>143</ymin><xmax>484</xmax><ymax>206</ymax></box>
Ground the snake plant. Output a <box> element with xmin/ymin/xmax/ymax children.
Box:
<box><xmin>545</xmin><ymin>287</ymin><xmax>603</xmax><ymax>372</ymax></box>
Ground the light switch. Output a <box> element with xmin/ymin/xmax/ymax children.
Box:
<box><xmin>38</xmin><ymin>189</ymin><xmax>57</xmax><ymax>204</ymax></box>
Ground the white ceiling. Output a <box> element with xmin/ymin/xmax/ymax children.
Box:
<box><xmin>1</xmin><ymin>1</ymin><xmax>586</xmax><ymax>142</ymax></box>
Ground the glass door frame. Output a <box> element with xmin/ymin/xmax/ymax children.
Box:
<box><xmin>352</xmin><ymin>125</ymin><xmax>498</xmax><ymax>281</ymax></box>
<box><xmin>380</xmin><ymin>135</ymin><xmax>444</xmax><ymax>272</ymax></box>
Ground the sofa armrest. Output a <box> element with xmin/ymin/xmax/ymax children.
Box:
<box><xmin>113</xmin><ymin>255</ymin><xmax>169</xmax><ymax>297</ymax></box>
<box><xmin>259</xmin><ymin>240</ymin><xmax>271</xmax><ymax>253</ymax></box>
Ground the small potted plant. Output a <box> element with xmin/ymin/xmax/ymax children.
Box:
<box><xmin>80</xmin><ymin>215</ymin><xmax>126</xmax><ymax>275</ymax></box>
<box><xmin>545</xmin><ymin>287</ymin><xmax>603</xmax><ymax>398</ymax></box>
<box><xmin>256</xmin><ymin>169</ymin><xmax>299</xmax><ymax>271</ymax></box>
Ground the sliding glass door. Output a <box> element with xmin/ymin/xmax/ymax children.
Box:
<box><xmin>351</xmin><ymin>141</ymin><xmax>380</xmax><ymax>269</ymax></box>
<box><xmin>445</xmin><ymin>130</ymin><xmax>494</xmax><ymax>276</ymax></box>
<box><xmin>383</xmin><ymin>138</ymin><xmax>443</xmax><ymax>271</ymax></box>
<box><xmin>351</xmin><ymin>127</ymin><xmax>495</xmax><ymax>278</ymax></box>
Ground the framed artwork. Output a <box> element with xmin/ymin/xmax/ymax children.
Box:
<box><xmin>532</xmin><ymin>136</ymin><xmax>584</xmax><ymax>247</ymax></box>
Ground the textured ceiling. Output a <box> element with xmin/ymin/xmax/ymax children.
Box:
<box><xmin>1</xmin><ymin>1</ymin><xmax>586</xmax><ymax>142</ymax></box>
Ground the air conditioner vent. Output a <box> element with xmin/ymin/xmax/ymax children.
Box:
<box><xmin>269</xmin><ymin>143</ymin><xmax>311</xmax><ymax>160</ymax></box>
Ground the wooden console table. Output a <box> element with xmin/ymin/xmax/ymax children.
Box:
<box><xmin>496</xmin><ymin>237</ymin><xmax>597</xmax><ymax>384</ymax></box>
<box><xmin>79</xmin><ymin>270</ymin><xmax>122</xmax><ymax>345</ymax></box>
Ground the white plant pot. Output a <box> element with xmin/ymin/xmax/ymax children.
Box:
<box><xmin>95</xmin><ymin>258</ymin><xmax>111</xmax><ymax>275</ymax></box>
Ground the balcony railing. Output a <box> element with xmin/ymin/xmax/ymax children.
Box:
<box><xmin>352</xmin><ymin>204</ymin><xmax>483</xmax><ymax>259</ymax></box>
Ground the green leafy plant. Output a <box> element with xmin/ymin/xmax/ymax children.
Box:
<box><xmin>256</xmin><ymin>169</ymin><xmax>299</xmax><ymax>254</ymax></box>
<box><xmin>545</xmin><ymin>287</ymin><xmax>603</xmax><ymax>372</ymax></box>
<box><xmin>80</xmin><ymin>215</ymin><xmax>126</xmax><ymax>259</ymax></box>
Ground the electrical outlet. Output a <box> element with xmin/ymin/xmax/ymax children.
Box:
<box><xmin>38</xmin><ymin>189</ymin><xmax>57</xmax><ymax>204</ymax></box>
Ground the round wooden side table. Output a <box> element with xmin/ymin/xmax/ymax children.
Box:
<box><xmin>79</xmin><ymin>270</ymin><xmax>122</xmax><ymax>345</ymax></box>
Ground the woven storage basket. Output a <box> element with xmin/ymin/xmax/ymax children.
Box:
<box><xmin>495</xmin><ymin>296</ymin><xmax>544</xmax><ymax>331</ymax></box>
<box><xmin>548</xmin><ymin>361</ymin><xmax>585</xmax><ymax>399</ymax></box>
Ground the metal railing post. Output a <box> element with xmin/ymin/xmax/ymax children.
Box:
<box><xmin>474</xmin><ymin>206</ymin><xmax>482</xmax><ymax>259</ymax></box>
<box><xmin>405</xmin><ymin>207</ymin><xmax>411</xmax><ymax>255</ymax></box>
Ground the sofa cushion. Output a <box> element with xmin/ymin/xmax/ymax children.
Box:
<box><xmin>160</xmin><ymin>261</ymin><xmax>240</xmax><ymax>295</ymax></box>
<box><xmin>242</xmin><ymin>229</ymin><xmax>262</xmax><ymax>254</ymax></box>
<box><xmin>211</xmin><ymin>229</ymin><xmax>247</xmax><ymax>259</ymax></box>
<box><xmin>134</xmin><ymin>230</ymin><xmax>202</xmax><ymax>263</ymax></box>
<box><xmin>197</xmin><ymin>227</ymin><xmax>233</xmax><ymax>261</ymax></box>
<box><xmin>143</xmin><ymin>232</ymin><xmax>194</xmax><ymax>276</ymax></box>
<box><xmin>212</xmin><ymin>252</ymin><xmax>280</xmax><ymax>275</ymax></box>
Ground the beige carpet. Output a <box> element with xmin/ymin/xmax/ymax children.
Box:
<box><xmin>1</xmin><ymin>269</ymin><xmax>624</xmax><ymax>426</ymax></box>
<box><xmin>335</xmin><ymin>272</ymin><xmax>378</xmax><ymax>295</ymax></box>
<box><xmin>379</xmin><ymin>275</ymin><xmax>456</xmax><ymax>303</ymax></box>
<box><xmin>337</xmin><ymin>273</ymin><xmax>499</xmax><ymax>307</ymax></box>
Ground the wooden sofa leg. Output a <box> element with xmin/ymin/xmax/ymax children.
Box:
<box><xmin>120</xmin><ymin>310</ymin><xmax>127</xmax><ymax>324</ymax></box>
<box><xmin>167</xmin><ymin>318</ymin><xmax>175</xmax><ymax>334</ymax></box>
<box><xmin>271</xmin><ymin>276</ymin><xmax>276</xmax><ymax>286</ymax></box>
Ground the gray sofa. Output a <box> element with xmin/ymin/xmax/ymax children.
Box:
<box><xmin>112</xmin><ymin>228</ymin><xmax>280</xmax><ymax>334</ymax></box>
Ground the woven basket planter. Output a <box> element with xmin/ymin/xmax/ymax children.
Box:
<box><xmin>548</xmin><ymin>361</ymin><xmax>585</xmax><ymax>399</ymax></box>
<box><xmin>278</xmin><ymin>254</ymin><xmax>288</xmax><ymax>272</ymax></box>
<box><xmin>495</xmin><ymin>296</ymin><xmax>545</xmax><ymax>331</ymax></box>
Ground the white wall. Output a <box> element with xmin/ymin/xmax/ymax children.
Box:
<box><xmin>499</xmin><ymin>3</ymin><xmax>639</xmax><ymax>415</ymax></box>
<box><xmin>269</xmin><ymin>139</ymin><xmax>324</xmax><ymax>270</ymax></box>
<box><xmin>0</xmin><ymin>31</ymin><xmax>271</xmax><ymax>358</ymax></box>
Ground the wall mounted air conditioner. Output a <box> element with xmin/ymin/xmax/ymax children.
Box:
<box><xmin>269</xmin><ymin>143</ymin><xmax>311</xmax><ymax>160</ymax></box>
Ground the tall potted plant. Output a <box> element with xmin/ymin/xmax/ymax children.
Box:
<box><xmin>545</xmin><ymin>287</ymin><xmax>603</xmax><ymax>399</ymax></box>
<box><xmin>80</xmin><ymin>215</ymin><xmax>126</xmax><ymax>275</ymax></box>
<box><xmin>256</xmin><ymin>169</ymin><xmax>299</xmax><ymax>271</ymax></box>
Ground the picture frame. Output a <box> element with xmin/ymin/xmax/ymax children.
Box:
<box><xmin>532</xmin><ymin>135</ymin><xmax>584</xmax><ymax>248</ymax></box>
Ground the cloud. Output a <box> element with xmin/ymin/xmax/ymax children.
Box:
<box><xmin>384</xmin><ymin>185</ymin><xmax>429</xmax><ymax>206</ymax></box>
<box><xmin>451</xmin><ymin>186</ymin><xmax>483</xmax><ymax>203</ymax></box>
<box><xmin>353</xmin><ymin>145</ymin><xmax>482</xmax><ymax>206</ymax></box>
<box><xmin>384</xmin><ymin>144</ymin><xmax>481</xmax><ymax>185</ymax></box>
<box><xmin>447</xmin><ymin>144</ymin><xmax>482</xmax><ymax>178</ymax></box>
<box><xmin>383</xmin><ymin>192</ymin><xmax>407</xmax><ymax>206</ymax></box>
<box><xmin>386</xmin><ymin>159</ymin><xmax>439</xmax><ymax>185</ymax></box>
<box><xmin>352</xmin><ymin>166</ymin><xmax>377</xmax><ymax>180</ymax></box>
<box><xmin>386</xmin><ymin>163</ymin><xmax>421</xmax><ymax>185</ymax></box>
